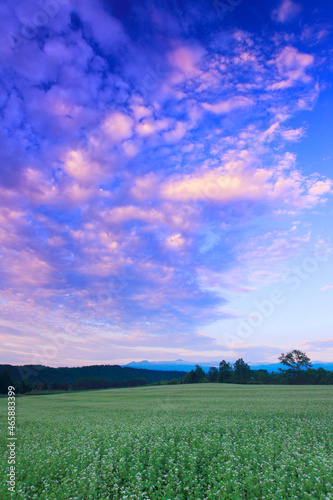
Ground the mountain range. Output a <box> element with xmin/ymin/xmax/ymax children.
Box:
<box><xmin>123</xmin><ymin>359</ymin><xmax>333</xmax><ymax>373</ymax></box>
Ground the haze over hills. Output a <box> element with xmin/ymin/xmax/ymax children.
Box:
<box><xmin>123</xmin><ymin>360</ymin><xmax>333</xmax><ymax>373</ymax></box>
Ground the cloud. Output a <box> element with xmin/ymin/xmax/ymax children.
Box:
<box><xmin>0</xmin><ymin>0</ymin><xmax>332</xmax><ymax>365</ymax></box>
<box><xmin>105</xmin><ymin>205</ymin><xmax>164</xmax><ymax>225</ymax></box>
<box><xmin>162</xmin><ymin>165</ymin><xmax>271</xmax><ymax>203</ymax></box>
<box><xmin>319</xmin><ymin>286</ymin><xmax>333</xmax><ymax>292</ymax></box>
<box><xmin>280</xmin><ymin>127</ymin><xmax>305</xmax><ymax>142</ymax></box>
<box><xmin>136</xmin><ymin>117</ymin><xmax>169</xmax><ymax>137</ymax></box>
<box><xmin>103</xmin><ymin>112</ymin><xmax>134</xmax><ymax>142</ymax></box>
<box><xmin>162</xmin><ymin>122</ymin><xmax>187</xmax><ymax>143</ymax></box>
<box><xmin>272</xmin><ymin>0</ymin><xmax>302</xmax><ymax>24</ymax></box>
<box><xmin>169</xmin><ymin>45</ymin><xmax>205</xmax><ymax>75</ymax></box>
<box><xmin>64</xmin><ymin>150</ymin><xmax>106</xmax><ymax>185</ymax></box>
<box><xmin>299</xmin><ymin>338</ymin><xmax>333</xmax><ymax>352</ymax></box>
<box><xmin>202</xmin><ymin>96</ymin><xmax>254</xmax><ymax>114</ymax></box>
<box><xmin>270</xmin><ymin>47</ymin><xmax>314</xmax><ymax>89</ymax></box>
<box><xmin>160</xmin><ymin>159</ymin><xmax>331</xmax><ymax>211</ymax></box>
<box><xmin>130</xmin><ymin>173</ymin><xmax>160</xmax><ymax>201</ymax></box>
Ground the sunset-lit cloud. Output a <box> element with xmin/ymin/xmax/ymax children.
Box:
<box><xmin>0</xmin><ymin>0</ymin><xmax>332</xmax><ymax>366</ymax></box>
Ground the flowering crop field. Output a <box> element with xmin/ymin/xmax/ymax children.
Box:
<box><xmin>1</xmin><ymin>384</ymin><xmax>333</xmax><ymax>500</ymax></box>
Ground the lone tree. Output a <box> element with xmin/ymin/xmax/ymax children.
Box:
<box><xmin>278</xmin><ymin>350</ymin><xmax>312</xmax><ymax>371</ymax></box>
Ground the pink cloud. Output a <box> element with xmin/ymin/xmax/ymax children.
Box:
<box><xmin>280</xmin><ymin>127</ymin><xmax>305</xmax><ymax>142</ymax></box>
<box><xmin>298</xmin><ymin>339</ymin><xmax>333</xmax><ymax>359</ymax></box>
<box><xmin>272</xmin><ymin>0</ymin><xmax>302</xmax><ymax>23</ymax></box>
<box><xmin>169</xmin><ymin>45</ymin><xmax>205</xmax><ymax>75</ymax></box>
<box><xmin>74</xmin><ymin>1</ymin><xmax>129</xmax><ymax>50</ymax></box>
<box><xmin>19</xmin><ymin>167</ymin><xmax>104</xmax><ymax>207</ymax></box>
<box><xmin>0</xmin><ymin>204</ymin><xmax>26</xmax><ymax>247</ymax></box>
<box><xmin>1</xmin><ymin>249</ymin><xmax>54</xmax><ymax>287</ymax></box>
<box><xmin>159</xmin><ymin>155</ymin><xmax>332</xmax><ymax>215</ymax></box>
<box><xmin>103</xmin><ymin>112</ymin><xmax>134</xmax><ymax>142</ymax></box>
<box><xmin>105</xmin><ymin>205</ymin><xmax>165</xmax><ymax>225</ymax></box>
<box><xmin>162</xmin><ymin>122</ymin><xmax>187</xmax><ymax>143</ymax></box>
<box><xmin>202</xmin><ymin>96</ymin><xmax>254</xmax><ymax>114</ymax></box>
<box><xmin>308</xmin><ymin>180</ymin><xmax>332</xmax><ymax>197</ymax></box>
<box><xmin>271</xmin><ymin>47</ymin><xmax>314</xmax><ymax>89</ymax></box>
<box><xmin>136</xmin><ymin>117</ymin><xmax>169</xmax><ymax>137</ymax></box>
<box><xmin>161</xmin><ymin>166</ymin><xmax>271</xmax><ymax>203</ymax></box>
<box><xmin>302</xmin><ymin>179</ymin><xmax>332</xmax><ymax>208</ymax></box>
<box><xmin>0</xmin><ymin>0</ymin><xmax>332</xmax><ymax>367</ymax></box>
<box><xmin>130</xmin><ymin>103</ymin><xmax>152</xmax><ymax>121</ymax></box>
<box><xmin>27</xmin><ymin>85</ymin><xmax>93</xmax><ymax>134</ymax></box>
<box><xmin>64</xmin><ymin>150</ymin><xmax>107</xmax><ymax>185</ymax></box>
<box><xmin>165</xmin><ymin>233</ymin><xmax>186</xmax><ymax>249</ymax></box>
<box><xmin>130</xmin><ymin>173</ymin><xmax>160</xmax><ymax>201</ymax></box>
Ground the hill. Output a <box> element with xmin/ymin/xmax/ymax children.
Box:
<box><xmin>0</xmin><ymin>364</ymin><xmax>187</xmax><ymax>386</ymax></box>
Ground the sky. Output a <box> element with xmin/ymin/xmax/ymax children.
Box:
<box><xmin>0</xmin><ymin>0</ymin><xmax>332</xmax><ymax>367</ymax></box>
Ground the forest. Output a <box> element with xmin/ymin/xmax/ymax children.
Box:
<box><xmin>0</xmin><ymin>364</ymin><xmax>185</xmax><ymax>394</ymax></box>
<box><xmin>1</xmin><ymin>350</ymin><xmax>332</xmax><ymax>394</ymax></box>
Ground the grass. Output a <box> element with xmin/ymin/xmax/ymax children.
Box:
<box><xmin>1</xmin><ymin>384</ymin><xmax>333</xmax><ymax>499</ymax></box>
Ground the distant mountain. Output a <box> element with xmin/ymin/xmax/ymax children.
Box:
<box><xmin>123</xmin><ymin>360</ymin><xmax>333</xmax><ymax>373</ymax></box>
<box><xmin>124</xmin><ymin>359</ymin><xmax>208</xmax><ymax>372</ymax></box>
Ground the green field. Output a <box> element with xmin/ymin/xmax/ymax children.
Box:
<box><xmin>1</xmin><ymin>384</ymin><xmax>333</xmax><ymax>500</ymax></box>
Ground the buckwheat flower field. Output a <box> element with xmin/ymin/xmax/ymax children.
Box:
<box><xmin>1</xmin><ymin>384</ymin><xmax>333</xmax><ymax>499</ymax></box>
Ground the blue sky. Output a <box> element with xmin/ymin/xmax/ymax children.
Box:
<box><xmin>0</xmin><ymin>0</ymin><xmax>332</xmax><ymax>366</ymax></box>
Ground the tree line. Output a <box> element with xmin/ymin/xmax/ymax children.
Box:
<box><xmin>0</xmin><ymin>363</ymin><xmax>186</xmax><ymax>395</ymax></box>
<box><xmin>180</xmin><ymin>351</ymin><xmax>333</xmax><ymax>385</ymax></box>
<box><xmin>0</xmin><ymin>372</ymin><xmax>151</xmax><ymax>394</ymax></box>
<box><xmin>1</xmin><ymin>350</ymin><xmax>332</xmax><ymax>394</ymax></box>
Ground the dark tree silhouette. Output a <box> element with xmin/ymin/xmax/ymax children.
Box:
<box><xmin>208</xmin><ymin>367</ymin><xmax>219</xmax><ymax>382</ymax></box>
<box><xmin>218</xmin><ymin>360</ymin><xmax>232</xmax><ymax>382</ymax></box>
<box><xmin>0</xmin><ymin>370</ymin><xmax>14</xmax><ymax>394</ymax></box>
<box><xmin>234</xmin><ymin>358</ymin><xmax>251</xmax><ymax>383</ymax></box>
<box><xmin>278</xmin><ymin>350</ymin><xmax>312</xmax><ymax>371</ymax></box>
